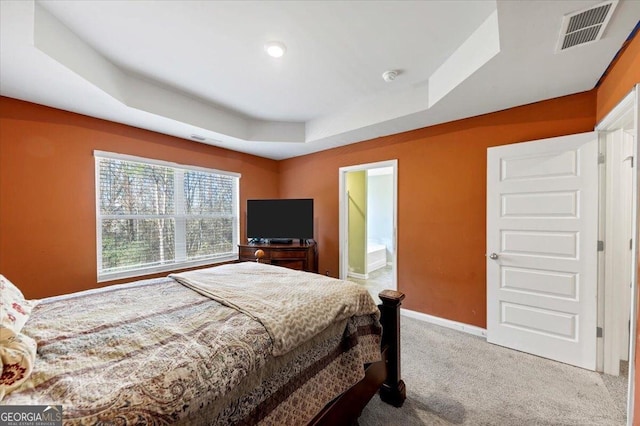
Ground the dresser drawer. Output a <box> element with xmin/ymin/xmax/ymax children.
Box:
<box><xmin>269</xmin><ymin>249</ymin><xmax>306</xmax><ymax>260</ymax></box>
<box><xmin>272</xmin><ymin>259</ymin><xmax>305</xmax><ymax>270</ymax></box>
<box><xmin>237</xmin><ymin>242</ymin><xmax>317</xmax><ymax>273</ymax></box>
<box><xmin>239</xmin><ymin>247</ymin><xmax>261</xmax><ymax>259</ymax></box>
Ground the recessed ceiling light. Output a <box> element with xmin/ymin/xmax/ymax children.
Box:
<box><xmin>265</xmin><ymin>41</ymin><xmax>287</xmax><ymax>58</ymax></box>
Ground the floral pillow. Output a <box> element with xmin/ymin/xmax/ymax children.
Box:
<box><xmin>0</xmin><ymin>325</ymin><xmax>37</xmax><ymax>401</ymax></box>
<box><xmin>0</xmin><ymin>275</ymin><xmax>38</xmax><ymax>333</ymax></box>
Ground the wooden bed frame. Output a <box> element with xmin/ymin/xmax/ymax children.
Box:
<box><xmin>310</xmin><ymin>289</ymin><xmax>406</xmax><ymax>425</ymax></box>
<box><xmin>253</xmin><ymin>249</ymin><xmax>406</xmax><ymax>424</ymax></box>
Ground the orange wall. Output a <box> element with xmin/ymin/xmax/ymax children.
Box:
<box><xmin>0</xmin><ymin>97</ymin><xmax>279</xmax><ymax>298</ymax></box>
<box><xmin>597</xmin><ymin>28</ymin><xmax>640</xmax><ymax>123</ymax></box>
<box><xmin>279</xmin><ymin>91</ymin><xmax>596</xmax><ymax>327</ymax></box>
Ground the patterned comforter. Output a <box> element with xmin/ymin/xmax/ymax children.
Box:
<box><xmin>171</xmin><ymin>262</ymin><xmax>380</xmax><ymax>356</ymax></box>
<box><xmin>2</xmin><ymin>264</ymin><xmax>382</xmax><ymax>425</ymax></box>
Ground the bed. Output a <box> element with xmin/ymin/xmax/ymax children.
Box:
<box><xmin>0</xmin><ymin>260</ymin><xmax>405</xmax><ymax>424</ymax></box>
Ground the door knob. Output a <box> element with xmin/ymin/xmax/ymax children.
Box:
<box><xmin>489</xmin><ymin>253</ymin><xmax>499</xmax><ymax>260</ymax></box>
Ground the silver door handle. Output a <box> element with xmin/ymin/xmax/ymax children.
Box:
<box><xmin>489</xmin><ymin>253</ymin><xmax>499</xmax><ymax>260</ymax></box>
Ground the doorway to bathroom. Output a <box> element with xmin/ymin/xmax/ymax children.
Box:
<box><xmin>338</xmin><ymin>160</ymin><xmax>397</xmax><ymax>302</ymax></box>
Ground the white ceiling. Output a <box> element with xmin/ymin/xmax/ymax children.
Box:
<box><xmin>1</xmin><ymin>1</ymin><xmax>639</xmax><ymax>160</ymax></box>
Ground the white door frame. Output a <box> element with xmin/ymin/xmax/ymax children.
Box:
<box><xmin>595</xmin><ymin>85</ymin><xmax>639</xmax><ymax>426</ymax></box>
<box><xmin>600</xmin><ymin>128</ymin><xmax>634</xmax><ymax>375</ymax></box>
<box><xmin>338</xmin><ymin>159</ymin><xmax>398</xmax><ymax>289</ymax></box>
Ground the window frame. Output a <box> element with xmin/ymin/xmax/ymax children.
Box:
<box><xmin>94</xmin><ymin>150</ymin><xmax>240</xmax><ymax>282</ymax></box>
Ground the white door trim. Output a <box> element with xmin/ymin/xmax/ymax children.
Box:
<box><xmin>338</xmin><ymin>159</ymin><xmax>398</xmax><ymax>290</ymax></box>
<box><xmin>596</xmin><ymin>85</ymin><xmax>639</xmax><ymax>426</ymax></box>
<box><xmin>630</xmin><ymin>83</ymin><xmax>639</xmax><ymax>426</ymax></box>
<box><xmin>602</xmin><ymin>129</ymin><xmax>634</xmax><ymax>375</ymax></box>
<box><xmin>596</xmin><ymin>90</ymin><xmax>636</xmax><ymax>131</ymax></box>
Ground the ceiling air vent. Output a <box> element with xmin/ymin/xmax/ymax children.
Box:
<box><xmin>556</xmin><ymin>0</ymin><xmax>618</xmax><ymax>52</ymax></box>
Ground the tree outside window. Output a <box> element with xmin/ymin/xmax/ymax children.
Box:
<box><xmin>95</xmin><ymin>152</ymin><xmax>239</xmax><ymax>281</ymax></box>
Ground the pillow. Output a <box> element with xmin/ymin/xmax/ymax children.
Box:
<box><xmin>0</xmin><ymin>275</ymin><xmax>38</xmax><ymax>333</ymax></box>
<box><xmin>0</xmin><ymin>325</ymin><xmax>37</xmax><ymax>401</ymax></box>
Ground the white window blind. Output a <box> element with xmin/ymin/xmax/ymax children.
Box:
<box><xmin>95</xmin><ymin>151</ymin><xmax>240</xmax><ymax>281</ymax></box>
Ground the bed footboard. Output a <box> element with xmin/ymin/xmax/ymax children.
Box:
<box><xmin>309</xmin><ymin>288</ymin><xmax>405</xmax><ymax>424</ymax></box>
<box><xmin>378</xmin><ymin>289</ymin><xmax>406</xmax><ymax>407</ymax></box>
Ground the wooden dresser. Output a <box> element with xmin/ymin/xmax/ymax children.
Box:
<box><xmin>238</xmin><ymin>241</ymin><xmax>318</xmax><ymax>273</ymax></box>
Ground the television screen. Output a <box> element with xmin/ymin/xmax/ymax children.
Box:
<box><xmin>247</xmin><ymin>199</ymin><xmax>314</xmax><ymax>240</ymax></box>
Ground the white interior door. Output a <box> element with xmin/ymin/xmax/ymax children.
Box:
<box><xmin>487</xmin><ymin>132</ymin><xmax>598</xmax><ymax>370</ymax></box>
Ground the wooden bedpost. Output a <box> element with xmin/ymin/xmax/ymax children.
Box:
<box><xmin>378</xmin><ymin>289</ymin><xmax>406</xmax><ymax>407</ymax></box>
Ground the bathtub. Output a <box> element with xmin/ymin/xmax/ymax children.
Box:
<box><xmin>367</xmin><ymin>242</ymin><xmax>387</xmax><ymax>274</ymax></box>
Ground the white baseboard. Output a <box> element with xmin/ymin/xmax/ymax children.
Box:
<box><xmin>368</xmin><ymin>259</ymin><xmax>387</xmax><ymax>272</ymax></box>
<box><xmin>401</xmin><ymin>308</ymin><xmax>487</xmax><ymax>338</ymax></box>
<box><xmin>348</xmin><ymin>272</ymin><xmax>369</xmax><ymax>280</ymax></box>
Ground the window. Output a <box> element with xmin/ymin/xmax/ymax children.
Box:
<box><xmin>95</xmin><ymin>151</ymin><xmax>240</xmax><ymax>281</ymax></box>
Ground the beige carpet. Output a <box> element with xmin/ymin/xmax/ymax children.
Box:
<box><xmin>359</xmin><ymin>316</ymin><xmax>627</xmax><ymax>425</ymax></box>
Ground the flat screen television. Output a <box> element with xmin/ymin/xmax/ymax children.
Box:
<box><xmin>246</xmin><ymin>198</ymin><xmax>314</xmax><ymax>242</ymax></box>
